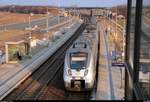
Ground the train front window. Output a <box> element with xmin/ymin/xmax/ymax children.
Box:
<box><xmin>70</xmin><ymin>53</ymin><xmax>87</xmax><ymax>69</ymax></box>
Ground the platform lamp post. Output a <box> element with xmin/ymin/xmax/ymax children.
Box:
<box><xmin>28</xmin><ymin>13</ymin><xmax>34</xmax><ymax>58</ymax></box>
<box><xmin>116</xmin><ymin>6</ymin><xmax>121</xmax><ymax>88</ymax></box>
<box><xmin>122</xmin><ymin>17</ymin><xmax>126</xmax><ymax>62</ymax></box>
<box><xmin>114</xmin><ymin>6</ymin><xmax>117</xmax><ymax>62</ymax></box>
<box><xmin>120</xmin><ymin>18</ymin><xmax>126</xmax><ymax>89</ymax></box>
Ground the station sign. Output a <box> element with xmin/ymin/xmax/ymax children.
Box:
<box><xmin>111</xmin><ymin>62</ymin><xmax>125</xmax><ymax>67</ymax></box>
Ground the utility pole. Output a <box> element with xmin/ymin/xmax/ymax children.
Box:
<box><xmin>4</xmin><ymin>24</ymin><xmax>6</xmax><ymax>31</ymax></box>
<box><xmin>58</xmin><ymin>0</ymin><xmax>60</xmax><ymax>24</ymax></box>
<box><xmin>29</xmin><ymin>31</ymin><xmax>32</xmax><ymax>58</ymax></box>
<box><xmin>46</xmin><ymin>7</ymin><xmax>50</xmax><ymax>40</ymax></box>
<box><xmin>29</xmin><ymin>15</ymin><xmax>31</xmax><ymax>28</ymax></box>
<box><xmin>29</xmin><ymin>13</ymin><xmax>34</xmax><ymax>29</ymax></box>
<box><xmin>148</xmin><ymin>72</ymin><xmax>150</xmax><ymax>95</ymax></box>
<box><xmin>69</xmin><ymin>10</ymin><xmax>71</xmax><ymax>26</ymax></box>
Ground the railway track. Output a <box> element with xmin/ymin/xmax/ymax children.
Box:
<box><xmin>3</xmin><ymin>23</ymin><xmax>86</xmax><ymax>100</ymax></box>
<box><xmin>64</xmin><ymin>92</ymin><xmax>91</xmax><ymax>100</ymax></box>
<box><xmin>35</xmin><ymin>66</ymin><xmax>65</xmax><ymax>100</ymax></box>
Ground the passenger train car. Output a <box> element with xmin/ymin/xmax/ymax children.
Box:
<box><xmin>63</xmin><ymin>24</ymin><xmax>98</xmax><ymax>91</ymax></box>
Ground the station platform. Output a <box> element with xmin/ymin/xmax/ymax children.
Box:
<box><xmin>96</xmin><ymin>20</ymin><xmax>124</xmax><ymax>100</ymax></box>
<box><xmin>0</xmin><ymin>44</ymin><xmax>53</xmax><ymax>99</ymax></box>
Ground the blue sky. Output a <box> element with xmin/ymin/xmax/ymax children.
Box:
<box><xmin>0</xmin><ymin>0</ymin><xmax>127</xmax><ymax>7</ymax></box>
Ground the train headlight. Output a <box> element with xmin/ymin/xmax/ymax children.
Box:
<box><xmin>84</xmin><ymin>69</ymin><xmax>88</xmax><ymax>76</ymax></box>
<box><xmin>68</xmin><ymin>69</ymin><xmax>72</xmax><ymax>76</ymax></box>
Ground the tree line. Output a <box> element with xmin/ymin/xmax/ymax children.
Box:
<box><xmin>0</xmin><ymin>5</ymin><xmax>59</xmax><ymax>14</ymax></box>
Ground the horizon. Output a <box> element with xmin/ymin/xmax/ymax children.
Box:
<box><xmin>0</xmin><ymin>0</ymin><xmax>127</xmax><ymax>7</ymax></box>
